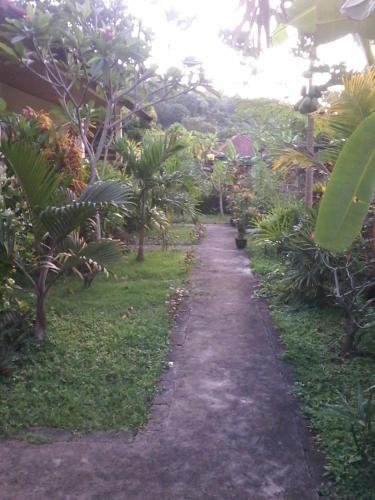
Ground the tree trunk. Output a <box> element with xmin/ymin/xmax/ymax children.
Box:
<box><xmin>305</xmin><ymin>114</ymin><xmax>314</xmax><ymax>209</ymax></box>
<box><xmin>359</xmin><ymin>36</ymin><xmax>375</xmax><ymax>66</ymax></box>
<box><xmin>137</xmin><ymin>224</ymin><xmax>145</xmax><ymax>261</ymax></box>
<box><xmin>219</xmin><ymin>187</ymin><xmax>224</xmax><ymax>215</ymax></box>
<box><xmin>137</xmin><ymin>196</ymin><xmax>146</xmax><ymax>262</ymax></box>
<box><xmin>34</xmin><ymin>267</ymin><xmax>49</xmax><ymax>341</ymax></box>
<box><xmin>342</xmin><ymin>328</ymin><xmax>356</xmax><ymax>355</ymax></box>
<box><xmin>342</xmin><ymin>317</ymin><xmax>357</xmax><ymax>355</ymax></box>
<box><xmin>35</xmin><ymin>291</ymin><xmax>47</xmax><ymax>341</ymax></box>
<box><xmin>95</xmin><ymin>212</ymin><xmax>102</xmax><ymax>241</ymax></box>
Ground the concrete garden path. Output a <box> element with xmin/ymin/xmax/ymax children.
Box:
<box><xmin>0</xmin><ymin>224</ymin><xmax>322</xmax><ymax>500</ymax></box>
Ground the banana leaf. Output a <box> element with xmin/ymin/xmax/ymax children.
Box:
<box><xmin>272</xmin><ymin>0</ymin><xmax>375</xmax><ymax>45</ymax></box>
<box><xmin>315</xmin><ymin>111</ymin><xmax>375</xmax><ymax>251</ymax></box>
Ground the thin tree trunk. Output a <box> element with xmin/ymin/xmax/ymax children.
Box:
<box><xmin>305</xmin><ymin>114</ymin><xmax>314</xmax><ymax>209</ymax></box>
<box><xmin>95</xmin><ymin>212</ymin><xmax>101</xmax><ymax>241</ymax></box>
<box><xmin>219</xmin><ymin>186</ymin><xmax>224</xmax><ymax>215</ymax></box>
<box><xmin>342</xmin><ymin>322</ymin><xmax>357</xmax><ymax>355</ymax></box>
<box><xmin>359</xmin><ymin>36</ymin><xmax>375</xmax><ymax>66</ymax></box>
<box><xmin>137</xmin><ymin>224</ymin><xmax>145</xmax><ymax>261</ymax></box>
<box><xmin>35</xmin><ymin>292</ymin><xmax>47</xmax><ymax>341</ymax></box>
<box><xmin>137</xmin><ymin>196</ymin><xmax>146</xmax><ymax>262</ymax></box>
<box><xmin>34</xmin><ymin>267</ymin><xmax>49</xmax><ymax>341</ymax></box>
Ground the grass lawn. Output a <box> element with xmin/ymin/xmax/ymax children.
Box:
<box><xmin>0</xmin><ymin>251</ymin><xmax>188</xmax><ymax>436</ymax></box>
<box><xmin>198</xmin><ymin>213</ymin><xmax>229</xmax><ymax>224</ymax></box>
<box><xmin>140</xmin><ymin>223</ymin><xmax>201</xmax><ymax>246</ymax></box>
<box><xmin>159</xmin><ymin>224</ymin><xmax>198</xmax><ymax>245</ymax></box>
<box><xmin>248</xmin><ymin>240</ymin><xmax>375</xmax><ymax>499</ymax></box>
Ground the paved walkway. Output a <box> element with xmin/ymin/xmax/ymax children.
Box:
<box><xmin>0</xmin><ymin>224</ymin><xmax>322</xmax><ymax>500</ymax></box>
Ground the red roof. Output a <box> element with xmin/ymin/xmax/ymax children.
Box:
<box><xmin>220</xmin><ymin>135</ymin><xmax>254</xmax><ymax>158</ymax></box>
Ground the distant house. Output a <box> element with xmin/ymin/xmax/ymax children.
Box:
<box><xmin>219</xmin><ymin>135</ymin><xmax>255</xmax><ymax>160</ymax></box>
<box><xmin>206</xmin><ymin>134</ymin><xmax>254</xmax><ymax>170</ymax></box>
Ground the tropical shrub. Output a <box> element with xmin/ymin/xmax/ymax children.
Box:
<box><xmin>253</xmin><ymin>202</ymin><xmax>301</xmax><ymax>250</ymax></box>
<box><xmin>1</xmin><ymin>108</ymin><xmax>86</xmax><ymax>192</ymax></box>
<box><xmin>0</xmin><ymin>252</ymin><xmax>32</xmax><ymax>376</ymax></box>
<box><xmin>326</xmin><ymin>384</ymin><xmax>375</xmax><ymax>467</ymax></box>
<box><xmin>284</xmin><ymin>214</ymin><xmax>375</xmax><ymax>352</ymax></box>
<box><xmin>278</xmin><ymin>211</ymin><xmax>347</xmax><ymax>302</ymax></box>
<box><xmin>1</xmin><ymin>142</ymin><xmax>132</xmax><ymax>340</ymax></box>
<box><xmin>0</xmin><ymin>293</ymin><xmax>33</xmax><ymax>377</ymax></box>
<box><xmin>250</xmin><ymin>160</ymin><xmax>284</xmax><ymax>213</ymax></box>
<box><xmin>115</xmin><ymin>132</ymin><xmax>195</xmax><ymax>261</ymax></box>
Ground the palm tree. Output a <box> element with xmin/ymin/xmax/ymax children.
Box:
<box><xmin>115</xmin><ymin>132</ymin><xmax>190</xmax><ymax>261</ymax></box>
<box><xmin>1</xmin><ymin>143</ymin><xmax>132</xmax><ymax>340</ymax></box>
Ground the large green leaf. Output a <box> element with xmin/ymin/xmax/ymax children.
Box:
<box><xmin>288</xmin><ymin>0</ymin><xmax>317</xmax><ymax>33</ymax></box>
<box><xmin>315</xmin><ymin>112</ymin><xmax>375</xmax><ymax>251</ymax></box>
<box><xmin>274</xmin><ymin>0</ymin><xmax>375</xmax><ymax>45</ymax></box>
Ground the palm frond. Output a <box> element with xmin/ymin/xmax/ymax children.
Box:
<box><xmin>162</xmin><ymin>192</ymin><xmax>196</xmax><ymax>218</ymax></box>
<box><xmin>325</xmin><ymin>69</ymin><xmax>375</xmax><ymax>138</ymax></box>
<box><xmin>115</xmin><ymin>132</ymin><xmax>186</xmax><ymax>181</ymax></box>
<box><xmin>40</xmin><ymin>182</ymin><xmax>132</xmax><ymax>243</ymax></box>
<box><xmin>272</xmin><ymin>144</ymin><xmax>328</xmax><ymax>173</ymax></box>
<box><xmin>146</xmin><ymin>207</ymin><xmax>169</xmax><ymax>231</ymax></box>
<box><xmin>79</xmin><ymin>180</ymin><xmax>133</xmax><ymax>206</ymax></box>
<box><xmin>1</xmin><ymin>142</ymin><xmax>60</xmax><ymax>212</ymax></box>
<box><xmin>40</xmin><ymin>202</ymin><xmax>98</xmax><ymax>242</ymax></box>
<box><xmin>58</xmin><ymin>238</ymin><xmax>125</xmax><ymax>275</ymax></box>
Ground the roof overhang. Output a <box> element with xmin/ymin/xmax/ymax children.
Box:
<box><xmin>0</xmin><ymin>1</ymin><xmax>152</xmax><ymax>122</ymax></box>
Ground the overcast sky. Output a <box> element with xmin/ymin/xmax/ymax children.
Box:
<box><xmin>127</xmin><ymin>0</ymin><xmax>368</xmax><ymax>103</ymax></box>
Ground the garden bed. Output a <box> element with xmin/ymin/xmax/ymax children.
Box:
<box><xmin>248</xmin><ymin>239</ymin><xmax>375</xmax><ymax>499</ymax></box>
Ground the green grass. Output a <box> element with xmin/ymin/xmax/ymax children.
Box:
<box><xmin>0</xmin><ymin>251</ymin><xmax>188</xmax><ymax>435</ymax></box>
<box><xmin>197</xmin><ymin>213</ymin><xmax>229</xmax><ymax>224</ymax></box>
<box><xmin>248</xmin><ymin>240</ymin><xmax>375</xmax><ymax>499</ymax></box>
<box><xmin>144</xmin><ymin>224</ymin><xmax>199</xmax><ymax>245</ymax></box>
<box><xmin>166</xmin><ymin>224</ymin><xmax>197</xmax><ymax>245</ymax></box>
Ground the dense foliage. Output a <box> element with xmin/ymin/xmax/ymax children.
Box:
<box><xmin>0</xmin><ymin>2</ymin><xmax>374</xmax><ymax>498</ymax></box>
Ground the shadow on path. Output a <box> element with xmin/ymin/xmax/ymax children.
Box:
<box><xmin>0</xmin><ymin>224</ymin><xmax>323</xmax><ymax>500</ymax></box>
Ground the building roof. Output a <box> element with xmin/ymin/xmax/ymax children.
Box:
<box><xmin>220</xmin><ymin>135</ymin><xmax>254</xmax><ymax>158</ymax></box>
<box><xmin>0</xmin><ymin>0</ymin><xmax>152</xmax><ymax>122</ymax></box>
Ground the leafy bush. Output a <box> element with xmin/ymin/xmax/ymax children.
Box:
<box><xmin>278</xmin><ymin>211</ymin><xmax>341</xmax><ymax>302</ymax></box>
<box><xmin>254</xmin><ymin>207</ymin><xmax>375</xmax><ymax>352</ymax></box>
<box><xmin>326</xmin><ymin>385</ymin><xmax>375</xmax><ymax>466</ymax></box>
<box><xmin>0</xmin><ymin>200</ymin><xmax>33</xmax><ymax>376</ymax></box>
<box><xmin>248</xmin><ymin>239</ymin><xmax>375</xmax><ymax>497</ymax></box>
<box><xmin>0</xmin><ymin>309</ymin><xmax>33</xmax><ymax>377</ymax></box>
<box><xmin>251</xmin><ymin>160</ymin><xmax>284</xmax><ymax>212</ymax></box>
<box><xmin>253</xmin><ymin>202</ymin><xmax>301</xmax><ymax>249</ymax></box>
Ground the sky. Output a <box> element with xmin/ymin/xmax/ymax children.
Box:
<box><xmin>126</xmin><ymin>0</ymin><xmax>368</xmax><ymax>103</ymax></box>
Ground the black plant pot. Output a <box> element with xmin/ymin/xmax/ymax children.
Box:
<box><xmin>235</xmin><ymin>238</ymin><xmax>247</xmax><ymax>249</ymax></box>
